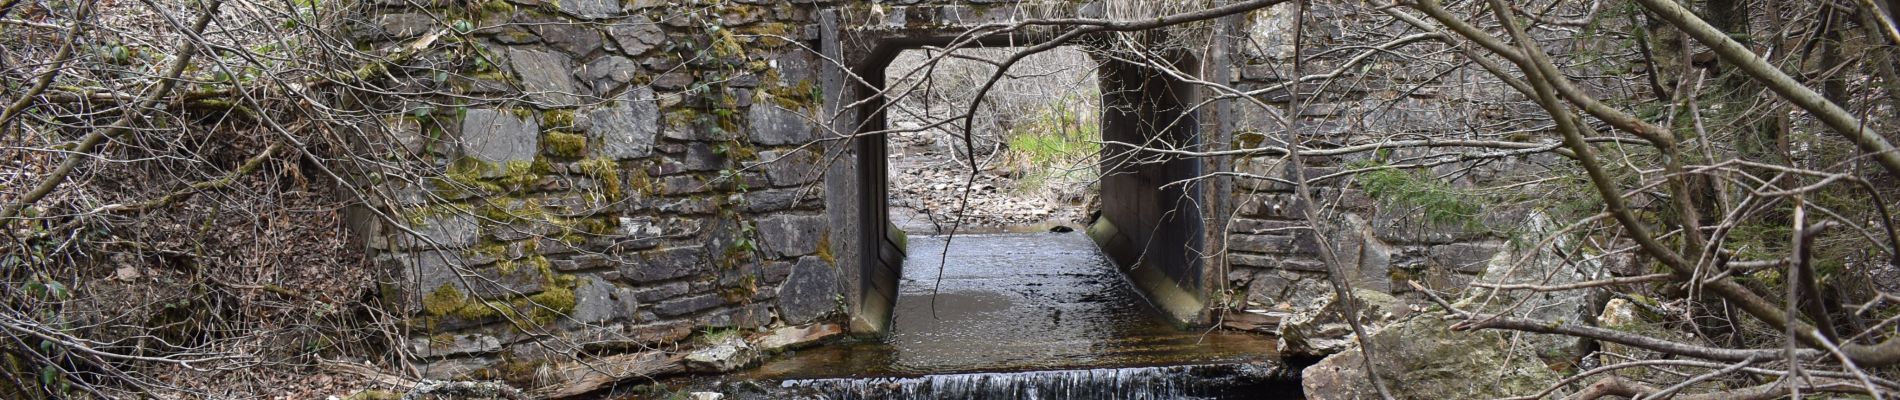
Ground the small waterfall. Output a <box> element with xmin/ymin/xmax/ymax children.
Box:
<box><xmin>778</xmin><ymin>363</ymin><xmax>1291</xmax><ymax>400</ymax></box>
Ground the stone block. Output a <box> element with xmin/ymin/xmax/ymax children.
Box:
<box><xmin>630</xmin><ymin>281</ymin><xmax>690</xmax><ymax>302</ymax></box>
<box><xmin>1244</xmin><ymin>270</ymin><xmax>1295</xmax><ymax>306</ymax></box>
<box><xmin>619</xmin><ymin>246</ymin><xmax>708</xmax><ymax>283</ymax></box>
<box><xmin>754</xmin><ymin>148</ymin><xmax>822</xmax><ymax>186</ymax></box>
<box><xmin>577</xmin><ymin>56</ymin><xmax>638</xmax><ymax>95</ymax></box>
<box><xmin>748</xmin><ymin>103</ymin><xmax>814</xmax><ymax>145</ymax></box>
<box><xmin>374</xmin><ymin>13</ymin><xmax>436</xmax><ymax>39</ymax></box>
<box><xmin>1428</xmin><ymin>241</ymin><xmax>1504</xmax><ymax>273</ymax></box>
<box><xmin>458</xmin><ymin>109</ymin><xmax>539</xmax><ymax>165</ymax></box>
<box><xmin>507</xmin><ymin>48</ymin><xmax>584</xmax><ymax>107</ymax></box>
<box><xmin>757</xmin><ymin>214</ymin><xmax>825</xmax><ymax>258</ymax></box>
<box><xmin>1229</xmin><ymin>218</ymin><xmax>1304</xmax><ymax>235</ymax></box>
<box><xmin>583</xmin><ymin>87</ymin><xmax>660</xmax><ymax>160</ymax></box>
<box><xmin>741</xmin><ymin>188</ymin><xmax>814</xmax><ymax>213</ymax></box>
<box><xmin>655</xmin><ymin>293</ymin><xmax>724</xmax><ymax>317</ymax></box>
<box><xmin>567</xmin><ymin>276</ymin><xmax>638</xmax><ymax>324</ymax></box>
<box><xmin>701</xmin><ymin>303</ymin><xmax>773</xmax><ymax>330</ymax></box>
<box><xmin>532</xmin><ymin>22</ymin><xmax>604</xmax><ymax>56</ymax></box>
<box><xmin>1230</xmin><ymin>233</ymin><xmax>1300</xmax><ymax>254</ymax></box>
<box><xmin>608</xmin><ymin>16</ymin><xmax>666</xmax><ymax>56</ymax></box>
<box><xmin>408</xmin><ymin>333</ymin><xmax>501</xmax><ymax>359</ymax></box>
<box><xmin>416</xmin><ymin>356</ymin><xmax>495</xmax><ymax>381</ymax></box>
<box><xmin>553</xmin><ymin>0</ymin><xmax>620</xmax><ymax>19</ymax></box>
<box><xmin>777</xmin><ymin>256</ymin><xmax>838</xmax><ymax>324</ymax></box>
<box><xmin>379</xmin><ymin>212</ymin><xmax>480</xmax><ymax>250</ymax></box>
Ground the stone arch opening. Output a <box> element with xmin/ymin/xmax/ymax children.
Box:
<box><xmin>825</xmin><ymin>30</ymin><xmax>1219</xmax><ymax>336</ymax></box>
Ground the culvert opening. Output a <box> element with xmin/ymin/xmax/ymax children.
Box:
<box><xmin>756</xmin><ymin>41</ymin><xmax>1285</xmax><ymax>383</ymax></box>
<box><xmin>881</xmin><ymin>46</ymin><xmax>1103</xmax><ymax>236</ymax></box>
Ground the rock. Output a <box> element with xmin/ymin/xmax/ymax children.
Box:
<box><xmin>748</xmin><ymin>102</ymin><xmax>814</xmax><ymax>145</ymax></box>
<box><xmin>619</xmin><ymin>246</ymin><xmax>708</xmax><ymax>283</ymax></box>
<box><xmin>1466</xmin><ymin>212</ymin><xmax>1601</xmax><ymax>361</ymax></box>
<box><xmin>655</xmin><ymin>293</ymin><xmax>723</xmax><ymax>317</ymax></box>
<box><xmin>684</xmin><ymin>337</ymin><xmax>755</xmax><ymax>372</ymax></box>
<box><xmin>553</xmin><ymin>0</ymin><xmax>620</xmax><ymax>19</ymax></box>
<box><xmin>458</xmin><ymin>109</ymin><xmax>539</xmax><ymax>165</ymax></box>
<box><xmin>532</xmin><ymin>22</ymin><xmax>604</xmax><ymax>56</ymax></box>
<box><xmin>506</xmin><ymin>48</ymin><xmax>583</xmax><ymax>107</ymax></box>
<box><xmin>1242</xmin><ymin>270</ymin><xmax>1294</xmax><ymax>305</ymax></box>
<box><xmin>1428</xmin><ymin>241</ymin><xmax>1504</xmax><ymax>273</ymax></box>
<box><xmin>409</xmin><ymin>334</ymin><xmax>501</xmax><ymax>358</ymax></box>
<box><xmin>584</xmin><ymin>87</ymin><xmax>660</xmax><ymax>160</ymax></box>
<box><xmin>566</xmin><ymin>276</ymin><xmax>637</xmax><ymax>324</ymax></box>
<box><xmin>757</xmin><ymin>214</ymin><xmax>825</xmax><ymax>258</ymax></box>
<box><xmin>754</xmin><ymin>323</ymin><xmax>842</xmax><ymax>352</ymax></box>
<box><xmin>688</xmin><ymin>393</ymin><xmax>725</xmax><ymax>400</ymax></box>
<box><xmin>388</xmin><ymin>212</ymin><xmax>480</xmax><ymax>249</ymax></box>
<box><xmin>777</xmin><ymin>256</ymin><xmax>839</xmax><ymax>324</ymax></box>
<box><xmin>1276</xmin><ymin>288</ymin><xmax>1396</xmax><ymax>357</ymax></box>
<box><xmin>416</xmin><ymin>356</ymin><xmax>496</xmax><ymax>380</ymax></box>
<box><xmin>607</xmin><ymin>17</ymin><xmax>666</xmax><ymax>56</ymax></box>
<box><xmin>374</xmin><ymin>13</ymin><xmax>436</xmax><ymax>39</ymax></box>
<box><xmin>1327</xmin><ymin>214</ymin><xmax>1396</xmax><ymax>292</ymax></box>
<box><xmin>577</xmin><ymin>56</ymin><xmax>638</xmax><ymax>94</ymax></box>
<box><xmin>1301</xmin><ymin>315</ymin><xmax>1561</xmax><ymax>400</ymax></box>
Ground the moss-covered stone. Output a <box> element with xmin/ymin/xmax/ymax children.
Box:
<box><xmin>543</xmin><ymin>131</ymin><xmax>587</xmax><ymax>158</ymax></box>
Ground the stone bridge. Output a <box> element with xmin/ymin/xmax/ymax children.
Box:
<box><xmin>348</xmin><ymin>0</ymin><xmax>1508</xmax><ymax>385</ymax></box>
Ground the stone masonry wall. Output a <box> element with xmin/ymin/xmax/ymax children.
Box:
<box><xmin>1219</xmin><ymin>2</ymin><xmax>1546</xmax><ymax>329</ymax></box>
<box><xmin>344</xmin><ymin>0</ymin><xmax>1551</xmax><ymax>387</ymax></box>
<box><xmin>349</xmin><ymin>0</ymin><xmax>838</xmax><ymax>382</ymax></box>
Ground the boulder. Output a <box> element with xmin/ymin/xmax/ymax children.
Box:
<box><xmin>684</xmin><ymin>337</ymin><xmax>756</xmax><ymax>372</ymax></box>
<box><xmin>755</xmin><ymin>323</ymin><xmax>842</xmax><ymax>352</ymax></box>
<box><xmin>777</xmin><ymin>256</ymin><xmax>839</xmax><ymax>324</ymax></box>
<box><xmin>1276</xmin><ymin>287</ymin><xmax>1396</xmax><ymax>357</ymax></box>
<box><xmin>1302</xmin><ymin>315</ymin><xmax>1562</xmax><ymax>400</ymax></box>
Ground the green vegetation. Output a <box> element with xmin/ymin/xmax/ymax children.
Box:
<box><xmin>1353</xmin><ymin>164</ymin><xmax>1483</xmax><ymax>229</ymax></box>
<box><xmin>1002</xmin><ymin>99</ymin><xmax>1100</xmax><ymax>194</ymax></box>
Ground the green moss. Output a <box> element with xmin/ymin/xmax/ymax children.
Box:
<box><xmin>540</xmin><ymin>109</ymin><xmax>577</xmax><ymax>129</ymax></box>
<box><xmin>627</xmin><ymin>166</ymin><xmax>660</xmax><ymax>197</ymax></box>
<box><xmin>476</xmin><ymin>0</ymin><xmax>515</xmax><ymax>17</ymax></box>
<box><xmin>577</xmin><ymin>157</ymin><xmax>623</xmax><ymax>200</ymax></box>
<box><xmin>495</xmin><ymin>159</ymin><xmax>547</xmax><ymax>188</ymax></box>
<box><xmin>443</xmin><ymin>157</ymin><xmax>504</xmax><ymax>193</ymax></box>
<box><xmin>764</xmin><ymin>79</ymin><xmax>821</xmax><ymax>112</ymax></box>
<box><xmin>544</xmin><ymin>131</ymin><xmax>587</xmax><ymax>158</ymax></box>
<box><xmin>814</xmin><ymin>232</ymin><xmax>834</xmax><ymax>263</ymax></box>
<box><xmin>422</xmin><ymin>284</ymin><xmax>466</xmax><ymax>317</ymax></box>
<box><xmin>1236</xmin><ymin>131</ymin><xmax>1267</xmax><ymax>149</ymax></box>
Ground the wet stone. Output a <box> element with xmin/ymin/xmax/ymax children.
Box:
<box><xmin>776</xmin><ymin>256</ymin><xmax>837</xmax><ymax>325</ymax></box>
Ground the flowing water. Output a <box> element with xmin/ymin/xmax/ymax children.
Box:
<box><xmin>712</xmin><ymin>232</ymin><xmax>1295</xmax><ymax>399</ymax></box>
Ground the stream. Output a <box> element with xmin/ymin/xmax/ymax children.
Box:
<box><xmin>678</xmin><ymin>232</ymin><xmax>1297</xmax><ymax>399</ymax></box>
